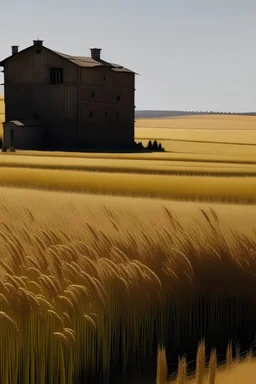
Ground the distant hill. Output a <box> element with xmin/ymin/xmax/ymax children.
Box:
<box><xmin>135</xmin><ymin>110</ymin><xmax>256</xmax><ymax>118</ymax></box>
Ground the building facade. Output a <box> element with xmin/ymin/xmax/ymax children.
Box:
<box><xmin>0</xmin><ymin>40</ymin><xmax>135</xmax><ymax>150</ymax></box>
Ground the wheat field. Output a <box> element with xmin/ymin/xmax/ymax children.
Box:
<box><xmin>0</xmin><ymin>154</ymin><xmax>256</xmax><ymax>177</ymax></box>
<box><xmin>136</xmin><ymin>114</ymin><xmax>256</xmax><ymax>130</ymax></box>
<box><xmin>1</xmin><ymin>95</ymin><xmax>256</xmax><ymax>382</ymax></box>
<box><xmin>0</xmin><ymin>187</ymin><xmax>256</xmax><ymax>383</ymax></box>
<box><xmin>1</xmin><ymin>93</ymin><xmax>256</xmax><ymax>158</ymax></box>
<box><xmin>0</xmin><ymin>109</ymin><xmax>256</xmax><ymax>203</ymax></box>
<box><xmin>3</xmin><ymin>150</ymin><xmax>256</xmax><ymax>164</ymax></box>
<box><xmin>1</xmin><ymin>105</ymin><xmax>256</xmax><ymax>190</ymax></box>
<box><xmin>0</xmin><ymin>167</ymin><xmax>256</xmax><ymax>203</ymax></box>
<box><xmin>135</xmin><ymin>116</ymin><xmax>256</xmax><ymax>155</ymax></box>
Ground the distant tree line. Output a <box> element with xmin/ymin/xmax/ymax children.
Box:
<box><xmin>135</xmin><ymin>110</ymin><xmax>256</xmax><ymax>118</ymax></box>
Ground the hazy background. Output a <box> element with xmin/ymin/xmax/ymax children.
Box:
<box><xmin>1</xmin><ymin>0</ymin><xmax>256</xmax><ymax>113</ymax></box>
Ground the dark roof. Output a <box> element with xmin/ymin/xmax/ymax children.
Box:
<box><xmin>52</xmin><ymin>50</ymin><xmax>134</xmax><ymax>72</ymax></box>
<box><xmin>0</xmin><ymin>44</ymin><xmax>135</xmax><ymax>73</ymax></box>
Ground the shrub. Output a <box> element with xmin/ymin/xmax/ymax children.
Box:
<box><xmin>147</xmin><ymin>140</ymin><xmax>153</xmax><ymax>149</ymax></box>
<box><xmin>153</xmin><ymin>140</ymin><xmax>158</xmax><ymax>150</ymax></box>
<box><xmin>9</xmin><ymin>145</ymin><xmax>16</xmax><ymax>152</ymax></box>
<box><xmin>136</xmin><ymin>142</ymin><xmax>144</xmax><ymax>150</ymax></box>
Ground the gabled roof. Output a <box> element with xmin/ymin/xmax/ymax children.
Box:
<box><xmin>0</xmin><ymin>44</ymin><xmax>135</xmax><ymax>74</ymax></box>
<box><xmin>52</xmin><ymin>50</ymin><xmax>133</xmax><ymax>72</ymax></box>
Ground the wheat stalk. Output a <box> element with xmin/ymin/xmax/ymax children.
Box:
<box><xmin>208</xmin><ymin>348</ymin><xmax>216</xmax><ymax>384</ymax></box>
<box><xmin>156</xmin><ymin>346</ymin><xmax>168</xmax><ymax>384</ymax></box>
<box><xmin>226</xmin><ymin>341</ymin><xmax>232</xmax><ymax>369</ymax></box>
<box><xmin>195</xmin><ymin>339</ymin><xmax>206</xmax><ymax>384</ymax></box>
<box><xmin>176</xmin><ymin>355</ymin><xmax>187</xmax><ymax>384</ymax></box>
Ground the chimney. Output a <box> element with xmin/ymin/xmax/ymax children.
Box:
<box><xmin>33</xmin><ymin>39</ymin><xmax>43</xmax><ymax>46</ymax></box>
<box><xmin>11</xmin><ymin>46</ymin><xmax>19</xmax><ymax>55</ymax></box>
<box><xmin>90</xmin><ymin>48</ymin><xmax>102</xmax><ymax>61</ymax></box>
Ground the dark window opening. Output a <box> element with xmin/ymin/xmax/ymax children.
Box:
<box><xmin>116</xmin><ymin>112</ymin><xmax>120</xmax><ymax>117</ymax></box>
<box><xmin>90</xmin><ymin>92</ymin><xmax>95</xmax><ymax>98</ymax></box>
<box><xmin>89</xmin><ymin>112</ymin><xmax>94</xmax><ymax>117</ymax></box>
<box><xmin>116</xmin><ymin>96</ymin><xmax>121</xmax><ymax>102</ymax></box>
<box><xmin>103</xmin><ymin>77</ymin><xmax>106</xmax><ymax>81</ymax></box>
<box><xmin>105</xmin><ymin>112</ymin><xmax>108</xmax><ymax>117</ymax></box>
<box><xmin>50</xmin><ymin>68</ymin><xmax>63</xmax><ymax>84</ymax></box>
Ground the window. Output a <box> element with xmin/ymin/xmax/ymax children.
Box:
<box><xmin>116</xmin><ymin>96</ymin><xmax>121</xmax><ymax>102</ymax></box>
<box><xmin>116</xmin><ymin>112</ymin><xmax>120</xmax><ymax>117</ymax></box>
<box><xmin>103</xmin><ymin>77</ymin><xmax>106</xmax><ymax>81</ymax></box>
<box><xmin>89</xmin><ymin>112</ymin><xmax>94</xmax><ymax>117</ymax></box>
<box><xmin>105</xmin><ymin>112</ymin><xmax>108</xmax><ymax>117</ymax></box>
<box><xmin>90</xmin><ymin>92</ymin><xmax>95</xmax><ymax>98</ymax></box>
<box><xmin>50</xmin><ymin>68</ymin><xmax>63</xmax><ymax>84</ymax></box>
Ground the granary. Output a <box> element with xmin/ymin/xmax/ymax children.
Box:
<box><xmin>0</xmin><ymin>40</ymin><xmax>136</xmax><ymax>150</ymax></box>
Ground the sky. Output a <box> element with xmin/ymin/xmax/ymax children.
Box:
<box><xmin>0</xmin><ymin>0</ymin><xmax>256</xmax><ymax>112</ymax></box>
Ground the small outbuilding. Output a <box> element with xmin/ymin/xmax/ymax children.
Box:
<box><xmin>3</xmin><ymin>120</ymin><xmax>46</xmax><ymax>150</ymax></box>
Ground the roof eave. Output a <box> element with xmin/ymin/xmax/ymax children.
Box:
<box><xmin>0</xmin><ymin>45</ymin><xmax>36</xmax><ymax>67</ymax></box>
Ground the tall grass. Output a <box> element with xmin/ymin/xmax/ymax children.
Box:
<box><xmin>176</xmin><ymin>356</ymin><xmax>187</xmax><ymax>384</ymax></box>
<box><xmin>0</xmin><ymin>192</ymin><xmax>256</xmax><ymax>382</ymax></box>
<box><xmin>157</xmin><ymin>347</ymin><xmax>168</xmax><ymax>384</ymax></box>
<box><xmin>208</xmin><ymin>348</ymin><xmax>217</xmax><ymax>384</ymax></box>
<box><xmin>195</xmin><ymin>340</ymin><xmax>205</xmax><ymax>384</ymax></box>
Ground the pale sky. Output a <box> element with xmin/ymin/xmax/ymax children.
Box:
<box><xmin>1</xmin><ymin>0</ymin><xmax>256</xmax><ymax>112</ymax></box>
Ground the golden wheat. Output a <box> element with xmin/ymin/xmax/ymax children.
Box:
<box><xmin>195</xmin><ymin>340</ymin><xmax>206</xmax><ymax>384</ymax></box>
<box><xmin>176</xmin><ymin>356</ymin><xmax>187</xmax><ymax>384</ymax></box>
<box><xmin>208</xmin><ymin>348</ymin><xmax>217</xmax><ymax>384</ymax></box>
<box><xmin>226</xmin><ymin>342</ymin><xmax>233</xmax><ymax>369</ymax></box>
<box><xmin>0</xmin><ymin>187</ymin><xmax>254</xmax><ymax>382</ymax></box>
<box><xmin>156</xmin><ymin>346</ymin><xmax>168</xmax><ymax>384</ymax></box>
<box><xmin>168</xmin><ymin>341</ymin><xmax>256</xmax><ymax>384</ymax></box>
<box><xmin>0</xmin><ymin>167</ymin><xmax>256</xmax><ymax>204</ymax></box>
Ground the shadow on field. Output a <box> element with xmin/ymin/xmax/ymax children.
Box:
<box><xmin>72</xmin><ymin>297</ymin><xmax>256</xmax><ymax>384</ymax></box>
